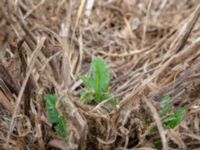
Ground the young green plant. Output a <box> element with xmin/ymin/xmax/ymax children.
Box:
<box><xmin>44</xmin><ymin>94</ymin><xmax>68</xmax><ymax>140</ymax></box>
<box><xmin>80</xmin><ymin>58</ymin><xmax>118</xmax><ymax>107</ymax></box>
<box><xmin>152</xmin><ymin>96</ymin><xmax>187</xmax><ymax>149</ymax></box>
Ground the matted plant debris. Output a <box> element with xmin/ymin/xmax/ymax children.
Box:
<box><xmin>0</xmin><ymin>0</ymin><xmax>200</xmax><ymax>150</ymax></box>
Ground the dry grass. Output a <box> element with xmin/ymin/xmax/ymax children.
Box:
<box><xmin>0</xmin><ymin>0</ymin><xmax>200</xmax><ymax>149</ymax></box>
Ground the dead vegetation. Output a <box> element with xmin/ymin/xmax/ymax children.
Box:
<box><xmin>0</xmin><ymin>0</ymin><xmax>200</xmax><ymax>149</ymax></box>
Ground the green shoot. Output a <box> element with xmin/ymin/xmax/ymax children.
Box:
<box><xmin>151</xmin><ymin>96</ymin><xmax>187</xmax><ymax>132</ymax></box>
<box><xmin>44</xmin><ymin>94</ymin><xmax>68</xmax><ymax>140</ymax></box>
<box><xmin>160</xmin><ymin>96</ymin><xmax>187</xmax><ymax>129</ymax></box>
<box><xmin>163</xmin><ymin>108</ymin><xmax>187</xmax><ymax>129</ymax></box>
<box><xmin>44</xmin><ymin>95</ymin><xmax>59</xmax><ymax>123</ymax></box>
<box><xmin>154</xmin><ymin>140</ymin><xmax>162</xmax><ymax>150</ymax></box>
<box><xmin>55</xmin><ymin>116</ymin><xmax>68</xmax><ymax>140</ymax></box>
<box><xmin>80</xmin><ymin>58</ymin><xmax>118</xmax><ymax>107</ymax></box>
<box><xmin>150</xmin><ymin>96</ymin><xmax>187</xmax><ymax>150</ymax></box>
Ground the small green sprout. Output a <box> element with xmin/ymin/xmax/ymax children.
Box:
<box><xmin>160</xmin><ymin>96</ymin><xmax>187</xmax><ymax>129</ymax></box>
<box><xmin>44</xmin><ymin>95</ymin><xmax>68</xmax><ymax>140</ymax></box>
<box><xmin>163</xmin><ymin>108</ymin><xmax>187</xmax><ymax>129</ymax></box>
<box><xmin>154</xmin><ymin>140</ymin><xmax>162</xmax><ymax>150</ymax></box>
<box><xmin>80</xmin><ymin>57</ymin><xmax>118</xmax><ymax>107</ymax></box>
<box><xmin>152</xmin><ymin>96</ymin><xmax>187</xmax><ymax>150</ymax></box>
<box><xmin>160</xmin><ymin>96</ymin><xmax>173</xmax><ymax>117</ymax></box>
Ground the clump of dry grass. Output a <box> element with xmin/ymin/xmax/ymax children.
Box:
<box><xmin>0</xmin><ymin>0</ymin><xmax>200</xmax><ymax>149</ymax></box>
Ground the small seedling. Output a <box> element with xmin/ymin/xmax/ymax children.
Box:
<box><xmin>80</xmin><ymin>57</ymin><xmax>118</xmax><ymax>107</ymax></box>
<box><xmin>152</xmin><ymin>96</ymin><xmax>187</xmax><ymax>149</ymax></box>
<box><xmin>160</xmin><ymin>96</ymin><xmax>187</xmax><ymax>129</ymax></box>
<box><xmin>154</xmin><ymin>140</ymin><xmax>162</xmax><ymax>150</ymax></box>
<box><xmin>44</xmin><ymin>94</ymin><xmax>68</xmax><ymax>140</ymax></box>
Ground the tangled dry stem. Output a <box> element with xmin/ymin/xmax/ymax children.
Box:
<box><xmin>0</xmin><ymin>0</ymin><xmax>200</xmax><ymax>149</ymax></box>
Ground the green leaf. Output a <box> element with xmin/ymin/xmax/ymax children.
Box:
<box><xmin>154</xmin><ymin>140</ymin><xmax>162</xmax><ymax>150</ymax></box>
<box><xmin>160</xmin><ymin>96</ymin><xmax>172</xmax><ymax>117</ymax></box>
<box><xmin>80</xmin><ymin>76</ymin><xmax>92</xmax><ymax>89</ymax></box>
<box><xmin>55</xmin><ymin>116</ymin><xmax>68</xmax><ymax>140</ymax></box>
<box><xmin>163</xmin><ymin>109</ymin><xmax>187</xmax><ymax>128</ymax></box>
<box><xmin>160</xmin><ymin>104</ymin><xmax>172</xmax><ymax>117</ymax></box>
<box><xmin>44</xmin><ymin>95</ymin><xmax>59</xmax><ymax>123</ymax></box>
<box><xmin>150</xmin><ymin>126</ymin><xmax>158</xmax><ymax>134</ymax></box>
<box><xmin>160</xmin><ymin>96</ymin><xmax>170</xmax><ymax>105</ymax></box>
<box><xmin>44</xmin><ymin>94</ymin><xmax>69</xmax><ymax>140</ymax></box>
<box><xmin>81</xmin><ymin>58</ymin><xmax>111</xmax><ymax>103</ymax></box>
<box><xmin>80</xmin><ymin>58</ymin><xmax>119</xmax><ymax>108</ymax></box>
<box><xmin>91</xmin><ymin>58</ymin><xmax>110</xmax><ymax>101</ymax></box>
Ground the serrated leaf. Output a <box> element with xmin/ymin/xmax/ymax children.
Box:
<box><xmin>160</xmin><ymin>96</ymin><xmax>172</xmax><ymax>117</ymax></box>
<box><xmin>91</xmin><ymin>58</ymin><xmax>110</xmax><ymax>101</ymax></box>
<box><xmin>81</xmin><ymin>58</ymin><xmax>111</xmax><ymax>102</ymax></box>
<box><xmin>44</xmin><ymin>94</ymin><xmax>69</xmax><ymax>141</ymax></box>
<box><xmin>55</xmin><ymin>116</ymin><xmax>68</xmax><ymax>140</ymax></box>
<box><xmin>80</xmin><ymin>76</ymin><xmax>92</xmax><ymax>89</ymax></box>
<box><xmin>44</xmin><ymin>95</ymin><xmax>59</xmax><ymax>123</ymax></box>
<box><xmin>80</xmin><ymin>58</ymin><xmax>119</xmax><ymax>108</ymax></box>
<box><xmin>163</xmin><ymin>109</ymin><xmax>187</xmax><ymax>128</ymax></box>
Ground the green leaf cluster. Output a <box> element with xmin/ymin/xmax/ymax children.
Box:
<box><xmin>160</xmin><ymin>96</ymin><xmax>187</xmax><ymax>129</ymax></box>
<box><xmin>152</xmin><ymin>96</ymin><xmax>187</xmax><ymax>150</ymax></box>
<box><xmin>44</xmin><ymin>95</ymin><xmax>68</xmax><ymax>140</ymax></box>
<box><xmin>80</xmin><ymin>58</ymin><xmax>118</xmax><ymax>107</ymax></box>
<box><xmin>154</xmin><ymin>140</ymin><xmax>162</xmax><ymax>150</ymax></box>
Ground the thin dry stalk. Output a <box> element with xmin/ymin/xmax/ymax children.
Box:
<box><xmin>5</xmin><ymin>37</ymin><xmax>46</xmax><ymax>148</ymax></box>
<box><xmin>143</xmin><ymin>96</ymin><xmax>168</xmax><ymax>150</ymax></box>
<box><xmin>141</xmin><ymin>0</ymin><xmax>153</xmax><ymax>49</ymax></box>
